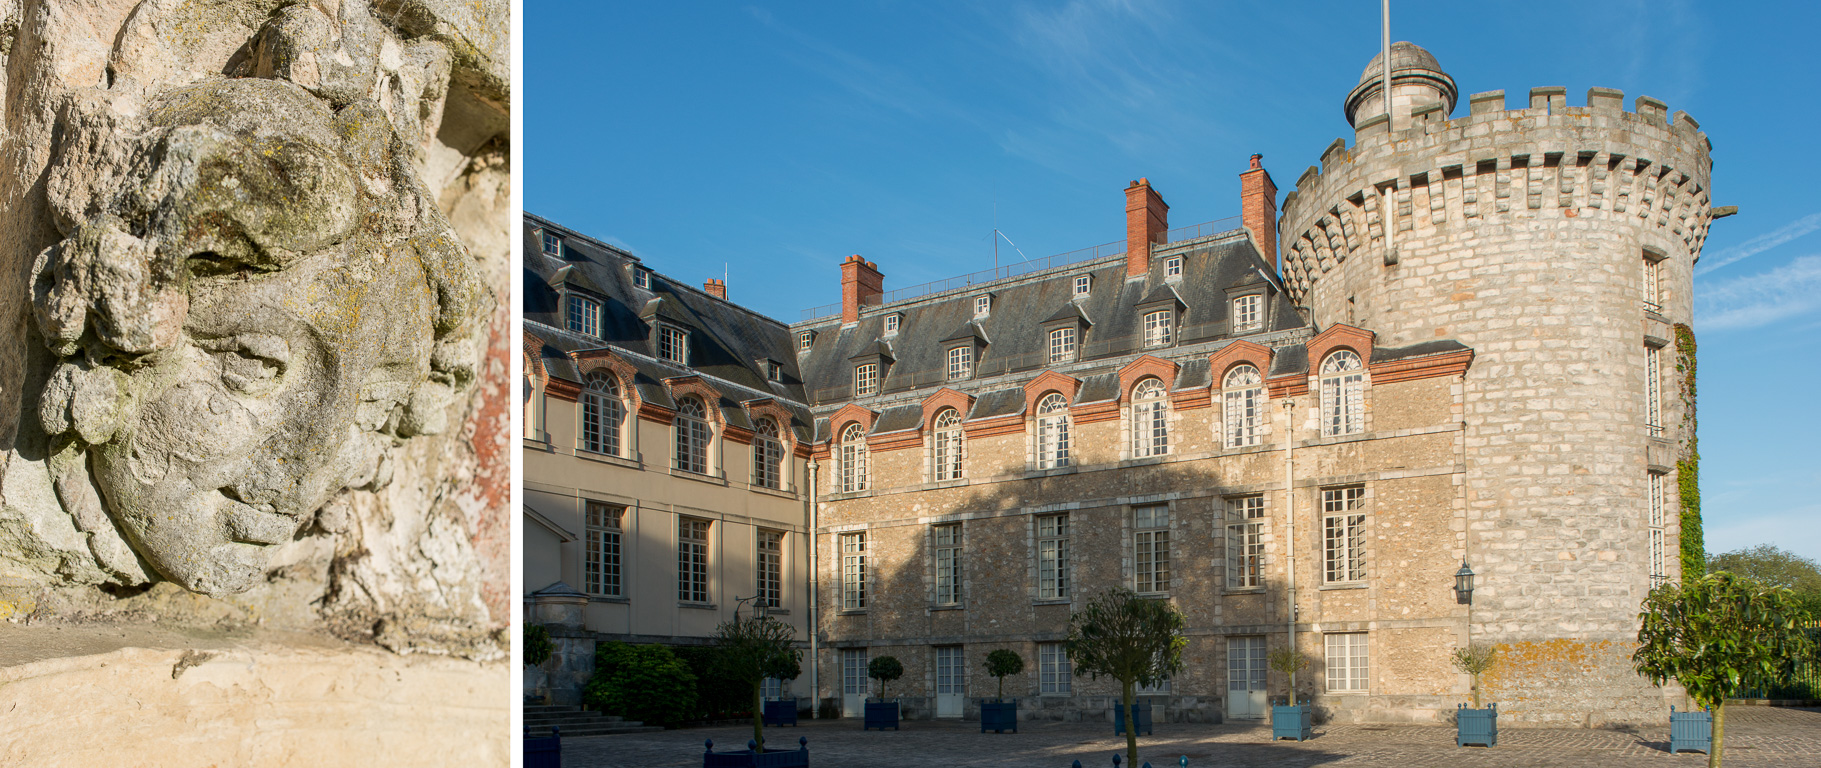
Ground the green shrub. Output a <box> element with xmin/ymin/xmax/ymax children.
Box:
<box><xmin>524</xmin><ymin>624</ymin><xmax>553</xmax><ymax>668</ymax></box>
<box><xmin>673</xmin><ymin>644</ymin><xmax>754</xmax><ymax>719</ymax></box>
<box><xmin>582</xmin><ymin>642</ymin><xmax>698</xmax><ymax>727</ymax></box>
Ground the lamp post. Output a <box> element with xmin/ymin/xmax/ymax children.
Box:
<box><xmin>1454</xmin><ymin>561</ymin><xmax>1476</xmax><ymax>605</ymax></box>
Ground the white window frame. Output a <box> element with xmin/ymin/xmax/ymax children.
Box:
<box><xmin>580</xmin><ymin>371</ymin><xmax>623</xmax><ymax>456</ymax></box>
<box><xmin>658</xmin><ymin>325</ymin><xmax>688</xmax><ymax>364</ymax></box>
<box><xmin>541</xmin><ymin>230</ymin><xmax>562</xmax><ymax>256</ymax></box>
<box><xmin>974</xmin><ymin>295</ymin><xmax>991</xmax><ymax>317</ymax></box>
<box><xmin>884</xmin><ymin>313</ymin><xmax>901</xmax><ymax>335</ymax></box>
<box><xmin>567</xmin><ymin>294</ymin><xmax>601</xmax><ymax>337</ymax></box>
<box><xmin>1648</xmin><ymin>472</ymin><xmax>1667</xmax><ymax>587</ymax></box>
<box><xmin>1036</xmin><ymin>393</ymin><xmax>1071</xmax><ymax>469</ymax></box>
<box><xmin>934</xmin><ymin>523</ymin><xmax>962</xmax><ymax>606</ymax></box>
<box><xmin>946</xmin><ymin>345</ymin><xmax>974</xmax><ymax>381</ymax></box>
<box><xmin>1646</xmin><ymin>346</ymin><xmax>1663</xmax><ymax>437</ymax></box>
<box><xmin>753</xmin><ymin>417</ymin><xmax>783</xmax><ymax>490</ymax></box>
<box><xmin>1223</xmin><ymin>364</ymin><xmax>1264</xmax><ymax>448</ymax></box>
<box><xmin>1073</xmin><ymin>275</ymin><xmax>1092</xmax><ymax>297</ymax></box>
<box><xmin>932</xmin><ymin>409</ymin><xmax>964</xmax><ymax>482</ymax></box>
<box><xmin>1642</xmin><ymin>256</ymin><xmax>1662</xmax><ymax>312</ymax></box>
<box><xmin>1322</xmin><ymin>486</ymin><xmax>1367</xmax><ymax>584</ymax></box>
<box><xmin>840</xmin><ymin>532</ymin><xmax>867</xmax><ymax>610</ymax></box>
<box><xmin>1324</xmin><ymin>633</ymin><xmax>1369</xmax><ymax>693</ymax></box>
<box><xmin>1319</xmin><ymin>350</ymin><xmax>1365</xmax><ymax>436</ymax></box>
<box><xmin>854</xmin><ymin>363</ymin><xmax>879</xmax><ymax>396</ymax></box>
<box><xmin>797</xmin><ymin>331</ymin><xmax>813</xmax><ymax>352</ymax></box>
<box><xmin>678</xmin><ymin>517</ymin><xmax>711</xmax><ymax>603</ymax></box>
<box><xmin>1142</xmin><ymin>310</ymin><xmax>1174</xmax><ymax>348</ymax></box>
<box><xmin>757</xmin><ymin>528</ymin><xmax>783</xmax><ymax>608</ymax></box>
<box><xmin>1232</xmin><ymin>294</ymin><xmax>1263</xmax><ymax>333</ymax></box>
<box><xmin>1038</xmin><ymin>513</ymin><xmax>1070</xmax><ymax>599</ymax></box>
<box><xmin>839</xmin><ymin>423</ymin><xmax>868</xmax><ymax>493</ymax></box>
<box><xmin>1130</xmin><ymin>378</ymin><xmax>1169</xmax><ymax>458</ymax></box>
<box><xmin>765</xmin><ymin>361</ymin><xmax>782</xmax><ymax>382</ymax></box>
<box><xmin>674</xmin><ymin>397</ymin><xmax>712</xmax><ymax>474</ymax></box>
<box><xmin>842</xmin><ymin>649</ymin><xmax>868</xmax><ymax>695</ymax></box>
<box><xmin>1165</xmin><ymin>255</ymin><xmax>1183</xmax><ymax>278</ymax></box>
<box><xmin>1048</xmin><ymin>327</ymin><xmax>1077</xmax><ymax>364</ymax></box>
<box><xmin>1134</xmin><ymin>504</ymin><xmax>1171</xmax><ymax>594</ymax></box>
<box><xmin>634</xmin><ymin>267</ymin><xmax>651</xmax><ymax>290</ymax></box>
<box><xmin>584</xmin><ymin>501</ymin><xmax>622</xmax><ymax>597</ymax></box>
<box><xmin>1226</xmin><ymin>496</ymin><xmax>1266</xmax><ymax>590</ymax></box>
<box><xmin>1039</xmin><ymin>642</ymin><xmax>1071</xmax><ymax>694</ymax></box>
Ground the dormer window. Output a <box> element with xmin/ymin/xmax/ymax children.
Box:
<box><xmin>797</xmin><ymin>330</ymin><xmax>814</xmax><ymax>352</ymax></box>
<box><xmin>854</xmin><ymin>363</ymin><xmax>879</xmax><ymax>396</ymax></box>
<box><xmin>1142</xmin><ymin>310</ymin><xmax>1174</xmax><ymax>348</ymax></box>
<box><xmin>1232</xmin><ymin>295</ymin><xmax>1263</xmax><ymax>334</ymax></box>
<box><xmin>765</xmin><ymin>360</ymin><xmax>783</xmax><ymax>382</ymax></box>
<box><xmin>884</xmin><ymin>314</ymin><xmax>901</xmax><ymax>335</ymax></box>
<box><xmin>1073</xmin><ymin>275</ymin><xmax>1092</xmax><ymax>297</ymax></box>
<box><xmin>1165</xmin><ymin>256</ymin><xmax>1183</xmax><ymax>279</ymax></box>
<box><xmin>946</xmin><ymin>345</ymin><xmax>974</xmax><ymax>381</ymax></box>
<box><xmin>657</xmin><ymin>325</ymin><xmax>688</xmax><ymax>364</ymax></box>
<box><xmin>1048</xmin><ymin>327</ymin><xmax>1077</xmax><ymax>364</ymax></box>
<box><xmin>567</xmin><ymin>294</ymin><xmax>601</xmax><ymax>337</ymax></box>
<box><xmin>633</xmin><ymin>267</ymin><xmax>651</xmax><ymax>290</ymax></box>
<box><xmin>974</xmin><ymin>295</ymin><xmax>992</xmax><ymax>317</ymax></box>
<box><xmin>541</xmin><ymin>230</ymin><xmax>562</xmax><ymax>256</ymax></box>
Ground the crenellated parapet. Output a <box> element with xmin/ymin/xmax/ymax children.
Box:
<box><xmin>1278</xmin><ymin>85</ymin><xmax>1715</xmax><ymax>308</ymax></box>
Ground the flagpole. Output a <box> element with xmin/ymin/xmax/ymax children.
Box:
<box><xmin>1382</xmin><ymin>0</ymin><xmax>1392</xmax><ymax>123</ymax></box>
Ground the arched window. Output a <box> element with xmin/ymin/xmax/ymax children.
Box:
<box><xmin>1036</xmin><ymin>393</ymin><xmax>1072</xmax><ymax>469</ymax></box>
<box><xmin>933</xmin><ymin>409</ymin><xmax>964</xmax><ymax>481</ymax></box>
<box><xmin>1223</xmin><ymin>364</ymin><xmax>1264</xmax><ymax>448</ymax></box>
<box><xmin>580</xmin><ymin>371</ymin><xmax>623</xmax><ymax>456</ymax></box>
<box><xmin>753</xmin><ymin>417</ymin><xmax>783</xmax><ymax>490</ymax></box>
<box><xmin>839</xmin><ymin>423</ymin><xmax>869</xmax><ymax>493</ymax></box>
<box><xmin>1319</xmin><ymin>350</ymin><xmax>1365</xmax><ymax>437</ymax></box>
<box><xmin>1131</xmin><ymin>378</ymin><xmax>1168</xmax><ymax>458</ymax></box>
<box><xmin>675</xmin><ymin>396</ymin><xmax>711</xmax><ymax>474</ymax></box>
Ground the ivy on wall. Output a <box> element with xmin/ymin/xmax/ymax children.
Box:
<box><xmin>1674</xmin><ymin>323</ymin><xmax>1703</xmax><ymax>581</ymax></box>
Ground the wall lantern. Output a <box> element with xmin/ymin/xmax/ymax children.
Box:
<box><xmin>1454</xmin><ymin>561</ymin><xmax>1476</xmax><ymax>605</ymax></box>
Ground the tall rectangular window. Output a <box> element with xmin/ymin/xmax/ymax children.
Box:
<box><xmin>658</xmin><ymin>325</ymin><xmax>687</xmax><ymax>364</ymax></box>
<box><xmin>843</xmin><ymin>649</ymin><xmax>868</xmax><ymax>696</ymax></box>
<box><xmin>1648</xmin><ymin>472</ymin><xmax>1667</xmax><ymax>587</ymax></box>
<box><xmin>678</xmin><ymin>518</ymin><xmax>710</xmax><ymax>603</ymax></box>
<box><xmin>758</xmin><ymin>529</ymin><xmax>783</xmax><ymax>608</ymax></box>
<box><xmin>584</xmin><ymin>501</ymin><xmax>622</xmax><ymax>597</ymax></box>
<box><xmin>1642</xmin><ymin>257</ymin><xmax>1662</xmax><ymax>312</ymax></box>
<box><xmin>1322</xmin><ymin>487</ymin><xmax>1367</xmax><ymax>583</ymax></box>
<box><xmin>1646</xmin><ymin>346</ymin><xmax>1663</xmax><ymax>437</ymax></box>
<box><xmin>1232</xmin><ymin>294</ymin><xmax>1262</xmax><ymax>333</ymax></box>
<box><xmin>1324</xmin><ymin>633</ymin><xmax>1369</xmax><ymax>692</ymax></box>
<box><xmin>854</xmin><ymin>363</ymin><xmax>879</xmax><ymax>396</ymax></box>
<box><xmin>1226</xmin><ymin>496</ymin><xmax>1266</xmax><ymax>589</ymax></box>
<box><xmin>1134</xmin><ymin>504</ymin><xmax>1171</xmax><ymax>594</ymax></box>
<box><xmin>1048</xmin><ymin>327</ymin><xmax>1077</xmax><ymax>363</ymax></box>
<box><xmin>1038</xmin><ymin>514</ymin><xmax>1070</xmax><ymax>599</ymax></box>
<box><xmin>946</xmin><ymin>346</ymin><xmax>973</xmax><ymax>381</ymax></box>
<box><xmin>1040</xmin><ymin>642</ymin><xmax>1071</xmax><ymax>694</ymax></box>
<box><xmin>840</xmin><ymin>532</ymin><xmax>866</xmax><ymax>610</ymax></box>
<box><xmin>567</xmin><ymin>295</ymin><xmax>600</xmax><ymax>337</ymax></box>
<box><xmin>1142</xmin><ymin>310</ymin><xmax>1174</xmax><ymax>348</ymax></box>
<box><xmin>934</xmin><ymin>524</ymin><xmax>962</xmax><ymax>605</ymax></box>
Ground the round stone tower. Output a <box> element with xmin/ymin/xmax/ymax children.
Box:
<box><xmin>1278</xmin><ymin>42</ymin><xmax>1715</xmax><ymax>725</ymax></box>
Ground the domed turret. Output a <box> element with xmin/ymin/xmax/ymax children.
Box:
<box><xmin>1344</xmin><ymin>41</ymin><xmax>1457</xmax><ymax>129</ymax></box>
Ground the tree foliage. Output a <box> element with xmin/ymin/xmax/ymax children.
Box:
<box><xmin>1709</xmin><ymin>545</ymin><xmax>1821</xmax><ymax>614</ymax></box>
<box><xmin>582</xmin><ymin>642</ymin><xmax>699</xmax><ymax>727</ymax></box>
<box><xmin>1066</xmin><ymin>588</ymin><xmax>1186</xmax><ymax>767</ymax></box>
<box><xmin>868</xmin><ymin>655</ymin><xmax>904</xmax><ymax>700</ymax></box>
<box><xmin>524</xmin><ymin>623</ymin><xmax>553</xmax><ymax>668</ymax></box>
<box><xmin>1634</xmin><ymin>572</ymin><xmax>1815</xmax><ymax>768</ymax></box>
<box><xmin>984</xmin><ymin>649</ymin><xmax>1024</xmax><ymax>699</ymax></box>
<box><xmin>712</xmin><ymin>611</ymin><xmax>801</xmax><ymax>750</ymax></box>
<box><xmin>1267</xmin><ymin>647</ymin><xmax>1311</xmax><ymax>703</ymax></box>
<box><xmin>1449</xmin><ymin>644</ymin><xmax>1498</xmax><ymax>708</ymax></box>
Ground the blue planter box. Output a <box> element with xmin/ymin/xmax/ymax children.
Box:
<box><xmin>979</xmin><ymin>699</ymin><xmax>1018</xmax><ymax>733</ymax></box>
<box><xmin>1272</xmin><ymin>704</ymin><xmax>1312</xmax><ymax>741</ymax></box>
<box><xmin>525</xmin><ymin>725</ymin><xmax>560</xmax><ymax>768</ymax></box>
<box><xmin>763</xmin><ymin>700</ymin><xmax>798</xmax><ymax>727</ymax></box>
<box><xmin>703</xmin><ymin>737</ymin><xmax>810</xmax><ymax>768</ymax></box>
<box><xmin>1113</xmin><ymin>700</ymin><xmax>1153</xmax><ymax>736</ymax></box>
<box><xmin>1456</xmin><ymin>704</ymin><xmax>1498</xmax><ymax>747</ymax></box>
<box><xmin>1669</xmin><ymin>706</ymin><xmax>1712</xmax><ymax>754</ymax></box>
<box><xmin>863</xmin><ymin>701</ymin><xmax>900</xmax><ymax>731</ymax></box>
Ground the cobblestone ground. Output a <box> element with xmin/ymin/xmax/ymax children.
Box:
<box><xmin>558</xmin><ymin>706</ymin><xmax>1821</xmax><ymax>767</ymax></box>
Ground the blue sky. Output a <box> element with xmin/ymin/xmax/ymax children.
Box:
<box><xmin>527</xmin><ymin>1</ymin><xmax>1821</xmax><ymax>563</ymax></box>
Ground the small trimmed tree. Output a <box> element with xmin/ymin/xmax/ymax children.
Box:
<box><xmin>1066</xmin><ymin>588</ymin><xmax>1186</xmax><ymax>768</ymax></box>
<box><xmin>712</xmin><ymin>609</ymin><xmax>801</xmax><ymax>751</ymax></box>
<box><xmin>1450</xmin><ymin>644</ymin><xmax>1498</xmax><ymax>708</ymax></box>
<box><xmin>868</xmin><ymin>655</ymin><xmax>904</xmax><ymax>700</ymax></box>
<box><xmin>985</xmin><ymin>649</ymin><xmax>1024</xmax><ymax>700</ymax></box>
<box><xmin>525</xmin><ymin>623</ymin><xmax>554</xmax><ymax>668</ymax></box>
<box><xmin>1267</xmin><ymin>647</ymin><xmax>1311</xmax><ymax>705</ymax></box>
<box><xmin>1634</xmin><ymin>572</ymin><xmax>1816</xmax><ymax>768</ymax></box>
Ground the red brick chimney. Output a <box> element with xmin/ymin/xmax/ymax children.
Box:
<box><xmin>703</xmin><ymin>278</ymin><xmax>727</xmax><ymax>299</ymax></box>
<box><xmin>840</xmin><ymin>255</ymin><xmax>883</xmax><ymax>325</ymax></box>
<box><xmin>1125</xmin><ymin>178</ymin><xmax>1168</xmax><ymax>277</ymax></box>
<box><xmin>1240</xmin><ymin>154</ymin><xmax>1279</xmax><ymax>272</ymax></box>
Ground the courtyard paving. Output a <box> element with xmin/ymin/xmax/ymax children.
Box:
<box><xmin>556</xmin><ymin>705</ymin><xmax>1821</xmax><ymax>767</ymax></box>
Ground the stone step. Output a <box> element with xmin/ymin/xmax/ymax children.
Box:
<box><xmin>526</xmin><ymin>723</ymin><xmax>664</xmax><ymax>738</ymax></box>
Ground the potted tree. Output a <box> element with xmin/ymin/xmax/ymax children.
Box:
<box><xmin>1065</xmin><ymin>588</ymin><xmax>1186</xmax><ymax>767</ymax></box>
<box><xmin>864</xmin><ymin>656</ymin><xmax>905</xmax><ymax>730</ymax></box>
<box><xmin>1451</xmin><ymin>644</ymin><xmax>1499</xmax><ymax>747</ymax></box>
<box><xmin>980</xmin><ymin>649</ymin><xmax>1023</xmax><ymax>733</ymax></box>
<box><xmin>708</xmin><ymin>606</ymin><xmax>803</xmax><ymax>759</ymax></box>
<box><xmin>1268</xmin><ymin>647</ymin><xmax>1312</xmax><ymax>741</ymax></box>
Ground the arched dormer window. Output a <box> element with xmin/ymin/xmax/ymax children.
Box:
<box><xmin>581</xmin><ymin>371</ymin><xmax>624</xmax><ymax>456</ymax></box>
<box><xmin>1223</xmin><ymin>364</ymin><xmax>1264</xmax><ymax>448</ymax></box>
<box><xmin>1319</xmin><ymin>350</ymin><xmax>1365</xmax><ymax>437</ymax></box>
<box><xmin>932</xmin><ymin>408</ymin><xmax>964</xmax><ymax>481</ymax></box>
<box><xmin>675</xmin><ymin>396</ymin><xmax>711</xmax><ymax>473</ymax></box>
<box><xmin>1036</xmin><ymin>393</ymin><xmax>1072</xmax><ymax>469</ymax></box>
<box><xmin>1131</xmin><ymin>378</ymin><xmax>1168</xmax><ymax>458</ymax></box>
<box><xmin>839</xmin><ymin>423</ymin><xmax>869</xmax><ymax>493</ymax></box>
<box><xmin>753</xmin><ymin>417</ymin><xmax>784</xmax><ymax>490</ymax></box>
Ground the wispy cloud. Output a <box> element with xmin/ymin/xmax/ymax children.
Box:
<box><xmin>1695</xmin><ymin>253</ymin><xmax>1821</xmax><ymax>330</ymax></box>
<box><xmin>1695</xmin><ymin>210</ymin><xmax>1821</xmax><ymax>276</ymax></box>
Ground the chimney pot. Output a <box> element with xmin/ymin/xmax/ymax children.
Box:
<box><xmin>840</xmin><ymin>255</ymin><xmax>884</xmax><ymax>325</ymax></box>
<box><xmin>704</xmin><ymin>278</ymin><xmax>727</xmax><ymax>299</ymax></box>
<box><xmin>1240</xmin><ymin>156</ymin><xmax>1281</xmax><ymax>274</ymax></box>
